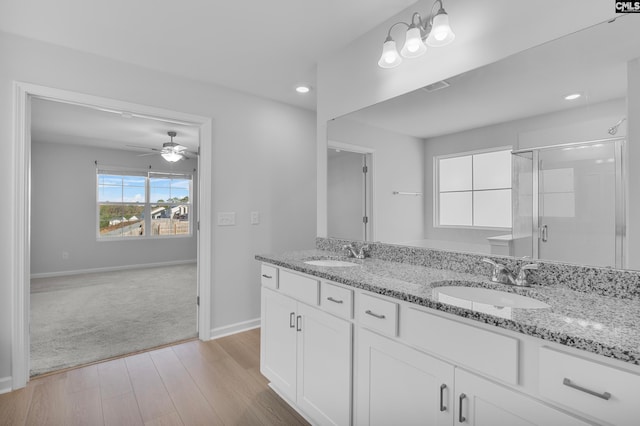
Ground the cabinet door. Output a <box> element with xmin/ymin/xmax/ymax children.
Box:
<box><xmin>261</xmin><ymin>287</ymin><xmax>298</xmax><ymax>402</ymax></box>
<box><xmin>297</xmin><ymin>303</ymin><xmax>353</xmax><ymax>426</ymax></box>
<box><xmin>356</xmin><ymin>328</ymin><xmax>454</xmax><ymax>426</ymax></box>
<box><xmin>454</xmin><ymin>369</ymin><xmax>590</xmax><ymax>426</ymax></box>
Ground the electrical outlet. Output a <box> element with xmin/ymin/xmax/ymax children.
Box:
<box><xmin>217</xmin><ymin>212</ymin><xmax>236</xmax><ymax>226</ymax></box>
<box><xmin>250</xmin><ymin>211</ymin><xmax>260</xmax><ymax>225</ymax></box>
<box><xmin>62</xmin><ymin>251</ymin><xmax>69</xmax><ymax>260</ymax></box>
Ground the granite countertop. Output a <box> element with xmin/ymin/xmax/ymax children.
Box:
<box><xmin>256</xmin><ymin>249</ymin><xmax>640</xmax><ymax>366</ymax></box>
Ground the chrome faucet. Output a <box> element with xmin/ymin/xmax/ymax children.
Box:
<box><xmin>482</xmin><ymin>258</ymin><xmax>516</xmax><ymax>285</ymax></box>
<box><xmin>342</xmin><ymin>243</ymin><xmax>370</xmax><ymax>259</ymax></box>
<box><xmin>482</xmin><ymin>258</ymin><xmax>539</xmax><ymax>287</ymax></box>
<box><xmin>515</xmin><ymin>263</ymin><xmax>539</xmax><ymax>287</ymax></box>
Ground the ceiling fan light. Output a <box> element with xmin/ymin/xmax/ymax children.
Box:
<box><xmin>378</xmin><ymin>37</ymin><xmax>402</xmax><ymax>68</ymax></box>
<box><xmin>401</xmin><ymin>26</ymin><xmax>426</xmax><ymax>58</ymax></box>
<box><xmin>426</xmin><ymin>9</ymin><xmax>455</xmax><ymax>47</ymax></box>
<box><xmin>161</xmin><ymin>151</ymin><xmax>183</xmax><ymax>162</ymax></box>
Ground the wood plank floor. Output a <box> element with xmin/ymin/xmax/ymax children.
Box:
<box><xmin>0</xmin><ymin>329</ymin><xmax>310</xmax><ymax>426</ymax></box>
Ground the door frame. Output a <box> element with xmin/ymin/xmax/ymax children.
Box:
<box><xmin>327</xmin><ymin>140</ymin><xmax>375</xmax><ymax>241</ymax></box>
<box><xmin>11</xmin><ymin>82</ymin><xmax>213</xmax><ymax>389</ymax></box>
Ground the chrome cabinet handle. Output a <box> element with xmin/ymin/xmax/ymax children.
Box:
<box><xmin>439</xmin><ymin>384</ymin><xmax>447</xmax><ymax>412</ymax></box>
<box><xmin>563</xmin><ymin>378</ymin><xmax>611</xmax><ymax>400</ymax></box>
<box><xmin>289</xmin><ymin>312</ymin><xmax>295</xmax><ymax>328</ymax></box>
<box><xmin>458</xmin><ymin>393</ymin><xmax>466</xmax><ymax>423</ymax></box>
<box><xmin>261</xmin><ymin>274</ymin><xmax>273</xmax><ymax>279</ymax></box>
<box><xmin>296</xmin><ymin>315</ymin><xmax>302</xmax><ymax>332</ymax></box>
<box><xmin>365</xmin><ymin>310</ymin><xmax>386</xmax><ymax>319</ymax></box>
<box><xmin>327</xmin><ymin>297</ymin><xmax>344</xmax><ymax>304</ymax></box>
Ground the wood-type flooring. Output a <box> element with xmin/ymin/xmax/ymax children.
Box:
<box><xmin>0</xmin><ymin>328</ymin><xmax>309</xmax><ymax>426</ymax></box>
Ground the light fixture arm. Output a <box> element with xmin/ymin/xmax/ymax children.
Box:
<box><xmin>384</xmin><ymin>21</ymin><xmax>410</xmax><ymax>40</ymax></box>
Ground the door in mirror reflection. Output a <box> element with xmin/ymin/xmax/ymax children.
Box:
<box><xmin>515</xmin><ymin>140</ymin><xmax>624</xmax><ymax>268</ymax></box>
<box><xmin>327</xmin><ymin>149</ymin><xmax>372</xmax><ymax>240</ymax></box>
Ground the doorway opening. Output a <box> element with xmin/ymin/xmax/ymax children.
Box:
<box><xmin>11</xmin><ymin>83</ymin><xmax>213</xmax><ymax>389</ymax></box>
<box><xmin>327</xmin><ymin>141</ymin><xmax>374</xmax><ymax>241</ymax></box>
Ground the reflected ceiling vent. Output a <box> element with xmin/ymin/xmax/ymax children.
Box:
<box><xmin>421</xmin><ymin>80</ymin><xmax>450</xmax><ymax>92</ymax></box>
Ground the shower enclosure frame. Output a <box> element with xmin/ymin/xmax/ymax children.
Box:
<box><xmin>512</xmin><ymin>136</ymin><xmax>626</xmax><ymax>269</ymax></box>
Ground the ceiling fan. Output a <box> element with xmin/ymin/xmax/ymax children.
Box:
<box><xmin>129</xmin><ymin>131</ymin><xmax>198</xmax><ymax>162</ymax></box>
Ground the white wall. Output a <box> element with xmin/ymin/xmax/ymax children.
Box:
<box><xmin>0</xmin><ymin>32</ymin><xmax>316</xmax><ymax>381</ymax></box>
<box><xmin>328</xmin><ymin>118</ymin><xmax>424</xmax><ymax>243</ymax></box>
<box><xmin>424</xmin><ymin>98</ymin><xmax>626</xmax><ymax>247</ymax></box>
<box><xmin>31</xmin><ymin>142</ymin><xmax>198</xmax><ymax>276</ymax></box>
<box><xmin>317</xmin><ymin>0</ymin><xmax>614</xmax><ymax>237</ymax></box>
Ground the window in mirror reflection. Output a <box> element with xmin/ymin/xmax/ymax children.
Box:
<box><xmin>437</xmin><ymin>148</ymin><xmax>512</xmax><ymax>228</ymax></box>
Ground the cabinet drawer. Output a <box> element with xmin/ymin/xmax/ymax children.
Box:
<box><xmin>261</xmin><ymin>264</ymin><xmax>278</xmax><ymax>289</ymax></box>
<box><xmin>357</xmin><ymin>293</ymin><xmax>398</xmax><ymax>337</ymax></box>
<box><xmin>403</xmin><ymin>307</ymin><xmax>519</xmax><ymax>384</ymax></box>
<box><xmin>539</xmin><ymin>346</ymin><xmax>640</xmax><ymax>425</ymax></box>
<box><xmin>278</xmin><ymin>269</ymin><xmax>319</xmax><ymax>305</ymax></box>
<box><xmin>320</xmin><ymin>282</ymin><xmax>353</xmax><ymax>319</ymax></box>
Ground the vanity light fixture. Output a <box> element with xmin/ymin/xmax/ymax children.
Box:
<box><xmin>564</xmin><ymin>93</ymin><xmax>582</xmax><ymax>100</ymax></box>
<box><xmin>378</xmin><ymin>0</ymin><xmax>455</xmax><ymax>69</ymax></box>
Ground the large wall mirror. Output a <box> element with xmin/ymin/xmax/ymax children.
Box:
<box><xmin>326</xmin><ymin>15</ymin><xmax>640</xmax><ymax>270</ymax></box>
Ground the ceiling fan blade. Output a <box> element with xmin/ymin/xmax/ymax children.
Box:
<box><xmin>137</xmin><ymin>152</ymin><xmax>158</xmax><ymax>157</ymax></box>
<box><xmin>126</xmin><ymin>145</ymin><xmax>161</xmax><ymax>152</ymax></box>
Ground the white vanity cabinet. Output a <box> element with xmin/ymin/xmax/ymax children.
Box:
<box><xmin>454</xmin><ymin>369</ymin><xmax>591</xmax><ymax>426</ymax></box>
<box><xmin>260</xmin><ymin>271</ymin><xmax>352</xmax><ymax>426</ymax></box>
<box><xmin>356</xmin><ymin>328</ymin><xmax>454</xmax><ymax>426</ymax></box>
<box><xmin>259</xmin><ymin>263</ymin><xmax>639</xmax><ymax>426</ymax></box>
<box><xmin>355</xmin><ymin>325</ymin><xmax>590</xmax><ymax>426</ymax></box>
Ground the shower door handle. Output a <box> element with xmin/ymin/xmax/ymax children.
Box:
<box><xmin>540</xmin><ymin>225</ymin><xmax>548</xmax><ymax>242</ymax></box>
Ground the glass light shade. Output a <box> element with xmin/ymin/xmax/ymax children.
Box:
<box><xmin>400</xmin><ymin>26</ymin><xmax>427</xmax><ymax>58</ymax></box>
<box><xmin>378</xmin><ymin>39</ymin><xmax>402</xmax><ymax>68</ymax></box>
<box><xmin>161</xmin><ymin>151</ymin><xmax>183</xmax><ymax>162</ymax></box>
<box><xmin>426</xmin><ymin>11</ymin><xmax>455</xmax><ymax>47</ymax></box>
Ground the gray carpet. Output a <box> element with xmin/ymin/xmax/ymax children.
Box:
<box><xmin>30</xmin><ymin>263</ymin><xmax>197</xmax><ymax>376</ymax></box>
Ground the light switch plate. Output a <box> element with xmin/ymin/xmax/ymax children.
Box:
<box><xmin>250</xmin><ymin>211</ymin><xmax>260</xmax><ymax>225</ymax></box>
<box><xmin>217</xmin><ymin>212</ymin><xmax>236</xmax><ymax>226</ymax></box>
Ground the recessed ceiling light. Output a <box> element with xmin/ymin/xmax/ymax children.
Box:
<box><xmin>295</xmin><ymin>85</ymin><xmax>311</xmax><ymax>94</ymax></box>
<box><xmin>564</xmin><ymin>93</ymin><xmax>581</xmax><ymax>100</ymax></box>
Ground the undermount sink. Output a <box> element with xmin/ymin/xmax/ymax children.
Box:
<box><xmin>434</xmin><ymin>286</ymin><xmax>549</xmax><ymax>319</ymax></box>
<box><xmin>435</xmin><ymin>286</ymin><xmax>549</xmax><ymax>309</ymax></box>
<box><xmin>304</xmin><ymin>259</ymin><xmax>358</xmax><ymax>267</ymax></box>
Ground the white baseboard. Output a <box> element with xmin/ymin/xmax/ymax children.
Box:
<box><xmin>209</xmin><ymin>318</ymin><xmax>261</xmax><ymax>340</ymax></box>
<box><xmin>31</xmin><ymin>259</ymin><xmax>197</xmax><ymax>279</ymax></box>
<box><xmin>0</xmin><ymin>376</ymin><xmax>12</xmax><ymax>395</ymax></box>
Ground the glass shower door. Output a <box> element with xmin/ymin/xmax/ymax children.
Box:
<box><xmin>511</xmin><ymin>151</ymin><xmax>534</xmax><ymax>259</ymax></box>
<box><xmin>537</xmin><ymin>142</ymin><xmax>619</xmax><ymax>267</ymax></box>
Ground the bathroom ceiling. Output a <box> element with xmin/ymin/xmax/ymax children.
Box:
<box><xmin>0</xmin><ymin>0</ymin><xmax>419</xmax><ymax>111</ymax></box>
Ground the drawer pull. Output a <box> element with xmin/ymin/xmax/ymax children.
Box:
<box><xmin>289</xmin><ymin>312</ymin><xmax>295</xmax><ymax>328</ymax></box>
<box><xmin>365</xmin><ymin>310</ymin><xmax>386</xmax><ymax>319</ymax></box>
<box><xmin>458</xmin><ymin>393</ymin><xmax>466</xmax><ymax>423</ymax></box>
<box><xmin>439</xmin><ymin>384</ymin><xmax>447</xmax><ymax>412</ymax></box>
<box><xmin>562</xmin><ymin>378</ymin><xmax>611</xmax><ymax>400</ymax></box>
<box><xmin>327</xmin><ymin>296</ymin><xmax>344</xmax><ymax>304</ymax></box>
<box><xmin>261</xmin><ymin>274</ymin><xmax>273</xmax><ymax>279</ymax></box>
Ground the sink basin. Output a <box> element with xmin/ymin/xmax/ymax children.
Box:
<box><xmin>435</xmin><ymin>286</ymin><xmax>549</xmax><ymax>309</ymax></box>
<box><xmin>304</xmin><ymin>259</ymin><xmax>358</xmax><ymax>267</ymax></box>
<box><xmin>434</xmin><ymin>286</ymin><xmax>549</xmax><ymax>319</ymax></box>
